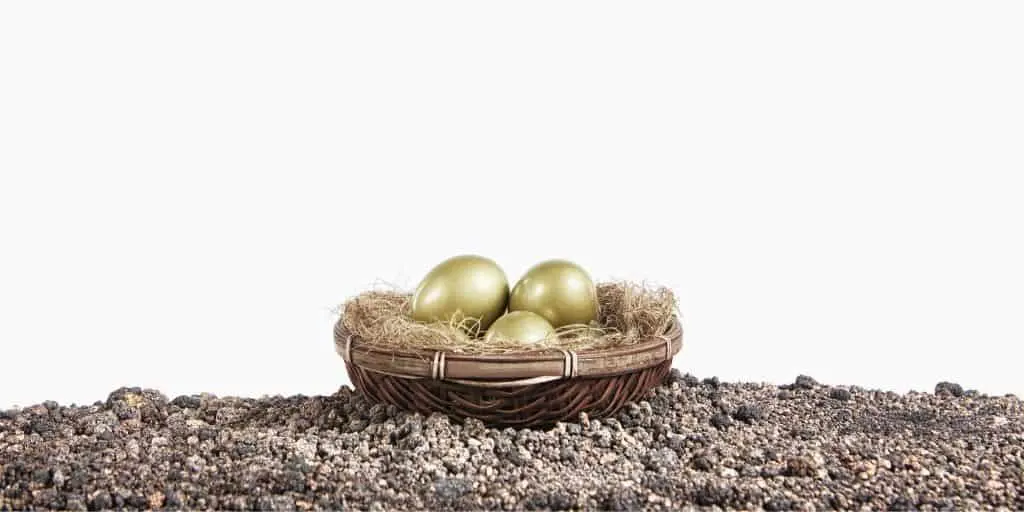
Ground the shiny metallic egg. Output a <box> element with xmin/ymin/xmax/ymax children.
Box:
<box><xmin>509</xmin><ymin>259</ymin><xmax>598</xmax><ymax>328</ymax></box>
<box><xmin>484</xmin><ymin>311</ymin><xmax>556</xmax><ymax>344</ymax></box>
<box><xmin>411</xmin><ymin>255</ymin><xmax>509</xmax><ymax>333</ymax></box>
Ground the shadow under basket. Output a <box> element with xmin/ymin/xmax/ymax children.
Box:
<box><xmin>334</xmin><ymin>316</ymin><xmax>684</xmax><ymax>429</ymax></box>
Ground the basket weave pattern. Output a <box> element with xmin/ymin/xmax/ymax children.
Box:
<box><xmin>335</xmin><ymin>316</ymin><xmax>683</xmax><ymax>428</ymax></box>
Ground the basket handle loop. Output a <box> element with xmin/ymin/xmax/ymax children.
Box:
<box><xmin>558</xmin><ymin>349</ymin><xmax>579</xmax><ymax>379</ymax></box>
<box><xmin>343</xmin><ymin>334</ymin><xmax>354</xmax><ymax>363</ymax></box>
<box><xmin>431</xmin><ymin>351</ymin><xmax>448</xmax><ymax>380</ymax></box>
<box><xmin>658</xmin><ymin>334</ymin><xmax>673</xmax><ymax>362</ymax></box>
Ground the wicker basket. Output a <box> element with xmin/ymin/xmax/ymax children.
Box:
<box><xmin>334</xmin><ymin>315</ymin><xmax>683</xmax><ymax>428</ymax></box>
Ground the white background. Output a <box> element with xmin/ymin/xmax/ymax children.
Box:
<box><xmin>2</xmin><ymin>2</ymin><xmax>1022</xmax><ymax>409</ymax></box>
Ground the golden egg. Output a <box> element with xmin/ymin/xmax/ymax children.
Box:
<box><xmin>484</xmin><ymin>311</ymin><xmax>556</xmax><ymax>344</ymax></box>
<box><xmin>509</xmin><ymin>259</ymin><xmax>598</xmax><ymax>328</ymax></box>
<box><xmin>411</xmin><ymin>255</ymin><xmax>509</xmax><ymax>333</ymax></box>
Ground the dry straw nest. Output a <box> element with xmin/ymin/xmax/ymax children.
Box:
<box><xmin>340</xmin><ymin>281</ymin><xmax>679</xmax><ymax>354</ymax></box>
<box><xmin>336</xmin><ymin>281</ymin><xmax>683</xmax><ymax>427</ymax></box>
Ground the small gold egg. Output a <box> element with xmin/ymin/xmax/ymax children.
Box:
<box><xmin>484</xmin><ymin>311</ymin><xmax>556</xmax><ymax>344</ymax></box>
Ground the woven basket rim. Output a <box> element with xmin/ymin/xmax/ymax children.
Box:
<box><xmin>335</xmin><ymin>315</ymin><xmax>683</xmax><ymax>385</ymax></box>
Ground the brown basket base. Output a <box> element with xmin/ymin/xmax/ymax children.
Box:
<box><xmin>346</xmin><ymin>360</ymin><xmax>672</xmax><ymax>428</ymax></box>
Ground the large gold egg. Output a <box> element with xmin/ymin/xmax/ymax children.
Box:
<box><xmin>411</xmin><ymin>255</ymin><xmax>509</xmax><ymax>332</ymax></box>
<box><xmin>484</xmin><ymin>311</ymin><xmax>556</xmax><ymax>344</ymax></box>
<box><xmin>509</xmin><ymin>259</ymin><xmax>598</xmax><ymax>328</ymax></box>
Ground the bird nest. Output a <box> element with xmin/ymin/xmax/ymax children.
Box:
<box><xmin>334</xmin><ymin>282</ymin><xmax>684</xmax><ymax>428</ymax></box>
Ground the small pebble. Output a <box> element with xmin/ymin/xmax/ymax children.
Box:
<box><xmin>710</xmin><ymin>412</ymin><xmax>733</xmax><ymax>430</ymax></box>
<box><xmin>935</xmin><ymin>381</ymin><xmax>965</xmax><ymax>397</ymax></box>
<box><xmin>794</xmin><ymin>374</ymin><xmax>819</xmax><ymax>390</ymax></box>
<box><xmin>732</xmin><ymin>404</ymin><xmax>764</xmax><ymax>423</ymax></box>
<box><xmin>830</xmin><ymin>388</ymin><xmax>853</xmax><ymax>401</ymax></box>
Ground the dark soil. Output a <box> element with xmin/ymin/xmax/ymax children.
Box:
<box><xmin>2</xmin><ymin>371</ymin><xmax>1022</xmax><ymax>510</ymax></box>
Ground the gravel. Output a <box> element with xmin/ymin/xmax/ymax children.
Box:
<box><xmin>2</xmin><ymin>371</ymin><xmax>1022</xmax><ymax>511</ymax></box>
